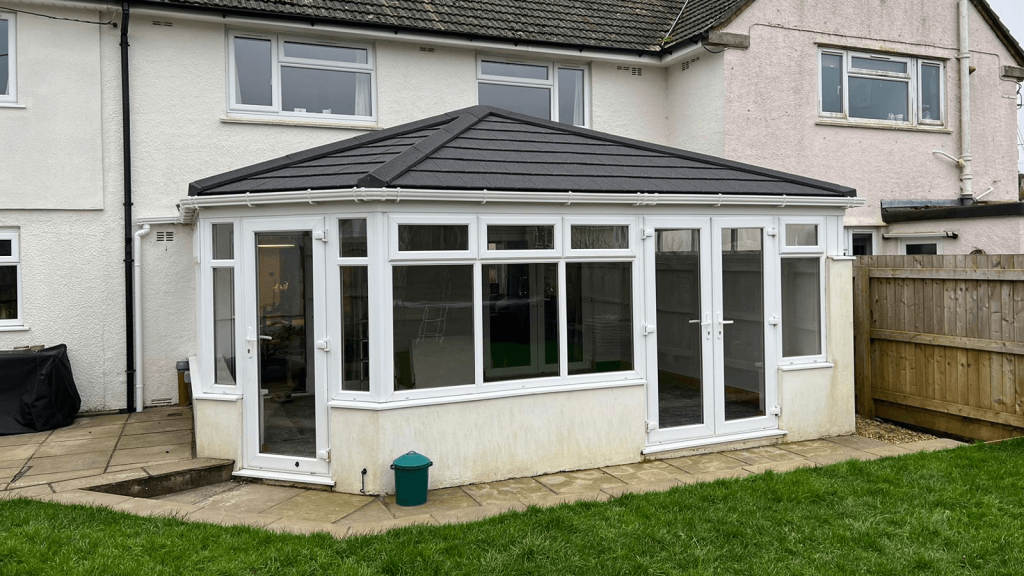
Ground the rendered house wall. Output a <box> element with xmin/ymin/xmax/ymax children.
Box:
<box><xmin>718</xmin><ymin>0</ymin><xmax>1023</xmax><ymax>254</ymax></box>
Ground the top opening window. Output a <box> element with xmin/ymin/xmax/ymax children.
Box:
<box><xmin>477</xmin><ymin>57</ymin><xmax>587</xmax><ymax>127</ymax></box>
<box><xmin>229</xmin><ymin>32</ymin><xmax>375</xmax><ymax>122</ymax></box>
<box><xmin>1</xmin><ymin>13</ymin><xmax>15</xmax><ymax>103</ymax></box>
<box><xmin>819</xmin><ymin>48</ymin><xmax>943</xmax><ymax>127</ymax></box>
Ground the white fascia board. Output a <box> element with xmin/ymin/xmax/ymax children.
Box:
<box><xmin>132</xmin><ymin>5</ymin><xmax>670</xmax><ymax>66</ymax></box>
<box><xmin>179</xmin><ymin>188</ymin><xmax>866</xmax><ymax>219</ymax></box>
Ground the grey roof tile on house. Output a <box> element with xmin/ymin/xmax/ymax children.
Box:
<box><xmin>189</xmin><ymin>106</ymin><xmax>856</xmax><ymax>198</ymax></box>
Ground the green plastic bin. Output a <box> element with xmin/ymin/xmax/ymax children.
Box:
<box><xmin>391</xmin><ymin>451</ymin><xmax>432</xmax><ymax>507</ymax></box>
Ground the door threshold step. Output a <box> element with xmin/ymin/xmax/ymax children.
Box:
<box><xmin>233</xmin><ymin>468</ymin><xmax>336</xmax><ymax>488</ymax></box>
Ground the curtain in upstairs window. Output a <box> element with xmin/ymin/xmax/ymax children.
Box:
<box><xmin>557</xmin><ymin>68</ymin><xmax>585</xmax><ymax>126</ymax></box>
<box><xmin>354</xmin><ymin>73</ymin><xmax>372</xmax><ymax>117</ymax></box>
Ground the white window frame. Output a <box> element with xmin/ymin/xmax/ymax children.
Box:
<box><xmin>564</xmin><ymin>217</ymin><xmax>636</xmax><ymax>258</ymax></box>
<box><xmin>0</xmin><ymin>229</ymin><xmax>22</xmax><ymax>328</ymax></box>
<box><xmin>817</xmin><ymin>47</ymin><xmax>945</xmax><ymax>128</ymax></box>
<box><xmin>0</xmin><ymin>12</ymin><xmax>16</xmax><ymax>105</ymax></box>
<box><xmin>327</xmin><ymin>213</ymin><xmax>378</xmax><ymax>401</ymax></box>
<box><xmin>845</xmin><ymin>228</ymin><xmax>878</xmax><ymax>256</ymax></box>
<box><xmin>227</xmin><ymin>30</ymin><xmax>376</xmax><ymax>123</ymax></box>
<box><xmin>198</xmin><ymin>218</ymin><xmax>242</xmax><ymax>394</ymax></box>
<box><xmin>778</xmin><ymin>217</ymin><xmax>826</xmax><ymax>364</ymax></box>
<box><xmin>388</xmin><ymin>214</ymin><xmax>478</xmax><ymax>261</ymax></box>
<box><xmin>479</xmin><ymin>216</ymin><xmax>562</xmax><ymax>259</ymax></box>
<box><xmin>476</xmin><ymin>56</ymin><xmax>590</xmax><ymax>127</ymax></box>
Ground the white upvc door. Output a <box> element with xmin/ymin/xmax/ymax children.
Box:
<box><xmin>241</xmin><ymin>216</ymin><xmax>331</xmax><ymax>477</ymax></box>
<box><xmin>644</xmin><ymin>216</ymin><xmax>778</xmax><ymax>445</ymax></box>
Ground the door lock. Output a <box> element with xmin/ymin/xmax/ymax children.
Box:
<box><xmin>315</xmin><ymin>338</ymin><xmax>330</xmax><ymax>352</ymax></box>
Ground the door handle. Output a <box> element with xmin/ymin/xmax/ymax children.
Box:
<box><xmin>717</xmin><ymin>312</ymin><xmax>734</xmax><ymax>326</ymax></box>
<box><xmin>259</xmin><ymin>335</ymin><xmax>272</xmax><ymax>341</ymax></box>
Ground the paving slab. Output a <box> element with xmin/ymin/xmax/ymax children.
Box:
<box><xmin>34</xmin><ymin>437</ymin><xmax>118</xmax><ymax>458</ymax></box>
<box><xmin>0</xmin><ymin>466</ymin><xmax>23</xmax><ymax>483</ymax></box>
<box><xmin>116</xmin><ymin>430</ymin><xmax>193</xmax><ymax>450</ymax></box>
<box><xmin>900</xmin><ymin>438</ymin><xmax>965</xmax><ymax>453</ymax></box>
<box><xmin>60</xmin><ymin>413</ymin><xmax>129</xmax><ymax>430</ymax></box>
<box><xmin>726</xmin><ymin>446</ymin><xmax>808</xmax><ymax>466</ymax></box>
<box><xmin>47</xmin><ymin>424</ymin><xmax>124</xmax><ymax>443</ymax></box>
<box><xmin>0</xmin><ymin>485</ymin><xmax>53</xmax><ymax>500</ymax></box>
<box><xmin>185</xmin><ymin>508</ymin><xmax>282</xmax><ymax>528</ymax></box>
<box><xmin>432</xmin><ymin>503</ymin><xmax>526</xmax><ymax>525</ymax></box>
<box><xmin>153</xmin><ymin>482</ymin><xmax>238</xmax><ymax>505</ymax></box>
<box><xmin>111</xmin><ymin>498</ymin><xmax>202</xmax><ymax>518</ymax></box>
<box><xmin>0</xmin><ymin>443</ymin><xmax>41</xmax><ymax>462</ymax></box>
<box><xmin>338</xmin><ymin>500</ymin><xmax>395</xmax><ymax>523</ymax></box>
<box><xmin>50</xmin><ymin>469</ymin><xmax>149</xmax><ymax>493</ymax></box>
<box><xmin>742</xmin><ymin>459</ymin><xmax>816</xmax><ymax>475</ymax></box>
<box><xmin>827</xmin><ymin>435</ymin><xmax>893</xmax><ymax>451</ymax></box>
<box><xmin>36</xmin><ymin>489</ymin><xmax>132</xmax><ymax>508</ymax></box>
<box><xmin>122</xmin><ymin>420</ymin><xmax>193</xmax><ymax>436</ymax></box>
<box><xmin>461</xmin><ymin>477</ymin><xmax>554</xmax><ymax>506</ymax></box>
<box><xmin>0</xmin><ymin>458</ymin><xmax>28</xmax><ymax>470</ymax></box>
<box><xmin>535</xmin><ymin>469</ymin><xmax>626</xmax><ymax>494</ymax></box>
<box><xmin>143</xmin><ymin>458</ymin><xmax>231</xmax><ymax>476</ymax></box>
<box><xmin>340</xmin><ymin>514</ymin><xmax>438</xmax><ymax>537</ymax></box>
<box><xmin>9</xmin><ymin>468</ymin><xmax>106</xmax><ymax>489</ymax></box>
<box><xmin>778</xmin><ymin>440</ymin><xmax>873</xmax><ymax>464</ymax></box>
<box><xmin>0</xmin><ymin>432</ymin><xmax>51</xmax><ymax>447</ymax></box>
<box><xmin>263</xmin><ymin>490</ymin><xmax>374</xmax><ymax>523</ymax></box>
<box><xmin>602</xmin><ymin>479</ymin><xmax>682</xmax><ymax>498</ymax></box>
<box><xmin>384</xmin><ymin>487</ymin><xmax>480</xmax><ymax>519</ymax></box>
<box><xmin>199</xmin><ymin>483</ymin><xmax>306</xmax><ymax>514</ymax></box>
<box><xmin>863</xmin><ymin>445</ymin><xmax>914</xmax><ymax>458</ymax></box>
<box><xmin>663</xmin><ymin>452</ymin><xmax>749</xmax><ymax>474</ymax></box>
<box><xmin>127</xmin><ymin>409</ymin><xmax>192</xmax><ymax>424</ymax></box>
<box><xmin>266</xmin><ymin>517</ymin><xmax>350</xmax><ymax>538</ymax></box>
<box><xmin>109</xmin><ymin>444</ymin><xmax>192</xmax><ymax>467</ymax></box>
<box><xmin>107</xmin><ymin>460</ymin><xmax>183</xmax><ymax>473</ymax></box>
<box><xmin>601</xmin><ymin>461</ymin><xmax>681</xmax><ymax>484</ymax></box>
<box><xmin>23</xmin><ymin>451</ymin><xmax>112</xmax><ymax>476</ymax></box>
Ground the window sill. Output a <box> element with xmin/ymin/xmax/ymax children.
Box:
<box><xmin>0</xmin><ymin>103</ymin><xmax>26</xmax><ymax>109</ymax></box>
<box><xmin>778</xmin><ymin>361</ymin><xmax>834</xmax><ymax>372</ymax></box>
<box><xmin>0</xmin><ymin>325</ymin><xmax>29</xmax><ymax>332</ymax></box>
<box><xmin>815</xmin><ymin>118</ymin><xmax>952</xmax><ymax>134</ymax></box>
<box><xmin>221</xmin><ymin>115</ymin><xmax>381</xmax><ymax>130</ymax></box>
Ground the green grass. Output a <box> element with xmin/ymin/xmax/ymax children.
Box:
<box><xmin>4</xmin><ymin>440</ymin><xmax>1024</xmax><ymax>575</ymax></box>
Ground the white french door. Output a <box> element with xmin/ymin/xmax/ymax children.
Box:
<box><xmin>644</xmin><ymin>216</ymin><xmax>778</xmax><ymax>445</ymax></box>
<box><xmin>241</xmin><ymin>216</ymin><xmax>330</xmax><ymax>476</ymax></box>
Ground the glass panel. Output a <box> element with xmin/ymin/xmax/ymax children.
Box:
<box><xmin>851</xmin><ymin>57</ymin><xmax>906</xmax><ymax>74</ymax></box>
<box><xmin>0</xmin><ymin>239</ymin><xmax>10</xmax><ymax>258</ymax></box>
<box><xmin>852</xmin><ymin>233</ymin><xmax>873</xmax><ymax>256</ymax></box>
<box><xmin>256</xmin><ymin>232</ymin><xmax>315</xmax><ymax>457</ymax></box>
<box><xmin>921</xmin><ymin>64</ymin><xmax>942</xmax><ymax>121</ymax></box>
<box><xmin>281</xmin><ymin>67</ymin><xmax>372</xmax><ymax>117</ymax></box>
<box><xmin>234</xmin><ymin>37</ymin><xmax>273</xmax><ymax>106</ymax></box>
<box><xmin>339</xmin><ymin>219</ymin><xmax>368</xmax><ymax>258</ymax></box>
<box><xmin>212</xmin><ymin>267</ymin><xmax>235</xmax><ymax>385</ymax></box>
<box><xmin>393</xmin><ymin>265</ymin><xmax>475</xmax><ymax>390</ymax></box>
<box><xmin>483</xmin><ymin>263</ymin><xmax>558</xmax><ymax>382</ymax></box>
<box><xmin>0</xmin><ymin>20</ymin><xmax>8</xmax><ymax>96</ymax></box>
<box><xmin>212</xmin><ymin>223</ymin><xmax>234</xmax><ymax>260</ymax></box>
<box><xmin>556</xmin><ymin>68</ymin><xmax>585</xmax><ymax>126</ymax></box>
<box><xmin>721</xmin><ymin>228</ymin><xmax>765</xmax><ymax>420</ymax></box>
<box><xmin>487</xmin><ymin>225</ymin><xmax>554</xmax><ymax>250</ymax></box>
<box><xmin>906</xmin><ymin>243</ymin><xmax>937</xmax><ymax>255</ymax></box>
<box><xmin>567</xmin><ymin>262</ymin><xmax>633</xmax><ymax>375</ymax></box>
<box><xmin>571</xmin><ymin>226</ymin><xmax>629</xmax><ymax>250</ymax></box>
<box><xmin>342</xmin><ymin>266</ymin><xmax>370</xmax><ymax>391</ymax></box>
<box><xmin>283</xmin><ymin>41</ymin><xmax>367</xmax><ymax>64</ymax></box>
<box><xmin>0</xmin><ymin>265</ymin><xmax>17</xmax><ymax>321</ymax></box>
<box><xmin>655</xmin><ymin>230</ymin><xmax>704</xmax><ymax>428</ymax></box>
<box><xmin>785</xmin><ymin>224</ymin><xmax>818</xmax><ymax>247</ymax></box>
<box><xmin>478</xmin><ymin>83</ymin><xmax>551</xmax><ymax>120</ymax></box>
<box><xmin>781</xmin><ymin>258</ymin><xmax>821</xmax><ymax>358</ymax></box>
<box><xmin>481</xmin><ymin>60</ymin><xmax>548</xmax><ymax>80</ymax></box>
<box><xmin>820</xmin><ymin>53</ymin><xmax>843</xmax><ymax>113</ymax></box>
<box><xmin>849</xmin><ymin>77</ymin><xmax>908</xmax><ymax>121</ymax></box>
<box><xmin>397</xmin><ymin>225</ymin><xmax>468</xmax><ymax>251</ymax></box>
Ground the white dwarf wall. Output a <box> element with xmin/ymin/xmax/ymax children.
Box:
<box><xmin>718</xmin><ymin>0</ymin><xmax>1022</xmax><ymax>253</ymax></box>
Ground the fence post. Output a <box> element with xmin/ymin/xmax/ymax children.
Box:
<box><xmin>853</xmin><ymin>263</ymin><xmax>875</xmax><ymax>418</ymax></box>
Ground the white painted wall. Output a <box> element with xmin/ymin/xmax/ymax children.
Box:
<box><xmin>718</xmin><ymin>0</ymin><xmax>1023</xmax><ymax>254</ymax></box>
<box><xmin>666</xmin><ymin>49</ymin><xmax>725</xmax><ymax>156</ymax></box>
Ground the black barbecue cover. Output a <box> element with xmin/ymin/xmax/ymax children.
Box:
<box><xmin>0</xmin><ymin>344</ymin><xmax>81</xmax><ymax>435</ymax></box>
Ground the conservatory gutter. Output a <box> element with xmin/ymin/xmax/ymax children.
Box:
<box><xmin>177</xmin><ymin>187</ymin><xmax>864</xmax><ymax>220</ymax></box>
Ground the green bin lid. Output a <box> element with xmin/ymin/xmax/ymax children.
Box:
<box><xmin>392</xmin><ymin>451</ymin><xmax>432</xmax><ymax>470</ymax></box>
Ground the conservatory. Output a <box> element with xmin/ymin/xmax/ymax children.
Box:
<box><xmin>183</xmin><ymin>106</ymin><xmax>863</xmax><ymax>494</ymax></box>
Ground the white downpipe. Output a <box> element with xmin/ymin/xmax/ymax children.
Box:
<box><xmin>958</xmin><ymin>0</ymin><xmax>973</xmax><ymax>202</ymax></box>
<box><xmin>133</xmin><ymin>224</ymin><xmax>151</xmax><ymax>413</ymax></box>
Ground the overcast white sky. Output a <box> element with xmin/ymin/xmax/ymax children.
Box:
<box><xmin>987</xmin><ymin>0</ymin><xmax>1023</xmax><ymax>170</ymax></box>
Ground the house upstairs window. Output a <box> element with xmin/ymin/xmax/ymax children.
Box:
<box><xmin>0</xmin><ymin>13</ymin><xmax>15</xmax><ymax>104</ymax></box>
<box><xmin>819</xmin><ymin>48</ymin><xmax>943</xmax><ymax>127</ymax></box>
<box><xmin>477</xmin><ymin>57</ymin><xmax>587</xmax><ymax>126</ymax></box>
<box><xmin>229</xmin><ymin>32</ymin><xmax>374</xmax><ymax>122</ymax></box>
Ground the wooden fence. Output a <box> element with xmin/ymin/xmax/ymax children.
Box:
<box><xmin>853</xmin><ymin>255</ymin><xmax>1024</xmax><ymax>440</ymax></box>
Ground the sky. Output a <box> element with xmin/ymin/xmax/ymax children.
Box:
<box><xmin>987</xmin><ymin>0</ymin><xmax>1024</xmax><ymax>171</ymax></box>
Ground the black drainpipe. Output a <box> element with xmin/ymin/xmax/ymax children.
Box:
<box><xmin>120</xmin><ymin>1</ymin><xmax>136</xmax><ymax>413</ymax></box>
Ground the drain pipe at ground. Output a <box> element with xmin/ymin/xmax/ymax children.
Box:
<box><xmin>133</xmin><ymin>224</ymin><xmax>150</xmax><ymax>412</ymax></box>
<box><xmin>958</xmin><ymin>0</ymin><xmax>974</xmax><ymax>204</ymax></box>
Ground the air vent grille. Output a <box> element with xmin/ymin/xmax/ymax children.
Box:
<box><xmin>156</xmin><ymin>231</ymin><xmax>175</xmax><ymax>242</ymax></box>
<box><xmin>419</xmin><ymin>46</ymin><xmax>435</xmax><ymax>52</ymax></box>
<box><xmin>151</xmin><ymin>20</ymin><xmax>173</xmax><ymax>26</ymax></box>
<box><xmin>616</xmin><ymin>65</ymin><xmax>642</xmax><ymax>76</ymax></box>
<box><xmin>681</xmin><ymin>56</ymin><xmax>700</xmax><ymax>72</ymax></box>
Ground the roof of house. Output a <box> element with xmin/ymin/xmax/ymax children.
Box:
<box><xmin>189</xmin><ymin>105</ymin><xmax>856</xmax><ymax>197</ymax></box>
<box><xmin>144</xmin><ymin>0</ymin><xmax>1024</xmax><ymax>63</ymax></box>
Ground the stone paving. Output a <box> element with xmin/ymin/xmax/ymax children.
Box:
<box><xmin>0</xmin><ymin>407</ymin><xmax>966</xmax><ymax>539</ymax></box>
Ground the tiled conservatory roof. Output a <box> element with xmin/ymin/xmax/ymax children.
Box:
<box><xmin>188</xmin><ymin>106</ymin><xmax>857</xmax><ymax>197</ymax></box>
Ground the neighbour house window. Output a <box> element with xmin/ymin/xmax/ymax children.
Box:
<box><xmin>847</xmin><ymin>229</ymin><xmax>876</xmax><ymax>256</ymax></box>
<box><xmin>780</xmin><ymin>220</ymin><xmax>824</xmax><ymax>361</ymax></box>
<box><xmin>819</xmin><ymin>48</ymin><xmax>943</xmax><ymax>126</ymax></box>
<box><xmin>0</xmin><ymin>13</ymin><xmax>15</xmax><ymax>104</ymax></box>
<box><xmin>0</xmin><ymin>229</ymin><xmax>21</xmax><ymax>327</ymax></box>
<box><xmin>477</xmin><ymin>57</ymin><xmax>587</xmax><ymax>126</ymax></box>
<box><xmin>904</xmin><ymin>241</ymin><xmax>939</xmax><ymax>255</ymax></box>
<box><xmin>229</xmin><ymin>31</ymin><xmax>375</xmax><ymax>121</ymax></box>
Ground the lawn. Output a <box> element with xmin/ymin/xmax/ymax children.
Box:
<box><xmin>3</xmin><ymin>439</ymin><xmax>1024</xmax><ymax>575</ymax></box>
